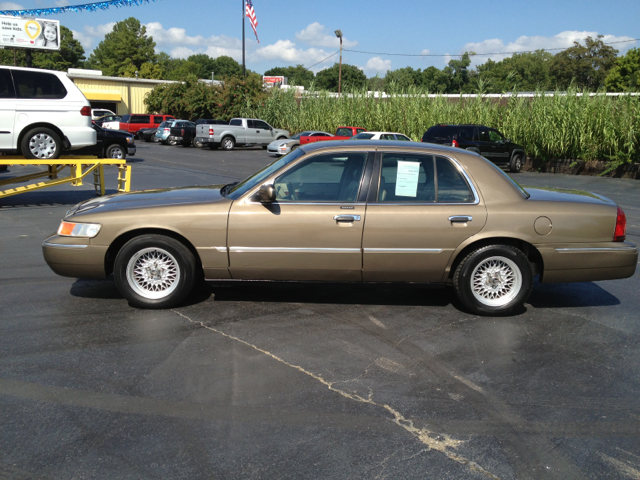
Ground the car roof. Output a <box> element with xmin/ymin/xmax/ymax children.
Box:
<box><xmin>300</xmin><ymin>139</ymin><xmax>476</xmax><ymax>155</ymax></box>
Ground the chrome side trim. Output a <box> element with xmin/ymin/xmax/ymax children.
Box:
<box><xmin>244</xmin><ymin>200</ymin><xmax>367</xmax><ymax>206</ymax></box>
<box><xmin>42</xmin><ymin>241</ymin><xmax>88</xmax><ymax>249</ymax></box>
<box><xmin>214</xmin><ymin>246</ymin><xmax>228</xmax><ymax>252</ymax></box>
<box><xmin>555</xmin><ymin>247</ymin><xmax>638</xmax><ymax>253</ymax></box>
<box><xmin>230</xmin><ymin>247</ymin><xmax>360</xmax><ymax>254</ymax></box>
<box><xmin>364</xmin><ymin>248</ymin><xmax>444</xmax><ymax>254</ymax></box>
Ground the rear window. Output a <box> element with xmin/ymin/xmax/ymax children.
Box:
<box><xmin>12</xmin><ymin>70</ymin><xmax>67</xmax><ymax>99</ymax></box>
<box><xmin>229</xmin><ymin>119</ymin><xmax>242</xmax><ymax>126</ymax></box>
<box><xmin>120</xmin><ymin>114</ymin><xmax>131</xmax><ymax>123</ymax></box>
<box><xmin>422</xmin><ymin>126</ymin><xmax>456</xmax><ymax>142</ymax></box>
<box><xmin>352</xmin><ymin>133</ymin><xmax>374</xmax><ymax>139</ymax></box>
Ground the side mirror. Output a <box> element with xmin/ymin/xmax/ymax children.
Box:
<box><xmin>505</xmin><ymin>138</ymin><xmax>511</xmax><ymax>143</ymax></box>
<box><xmin>258</xmin><ymin>184</ymin><xmax>276</xmax><ymax>203</ymax></box>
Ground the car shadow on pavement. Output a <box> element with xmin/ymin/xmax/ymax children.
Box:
<box><xmin>527</xmin><ymin>280</ymin><xmax>620</xmax><ymax>308</ymax></box>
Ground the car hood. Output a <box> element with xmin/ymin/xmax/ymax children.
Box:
<box><xmin>67</xmin><ymin>186</ymin><xmax>229</xmax><ymax>218</ymax></box>
<box><xmin>524</xmin><ymin>186</ymin><xmax>616</xmax><ymax>206</ymax></box>
<box><xmin>268</xmin><ymin>138</ymin><xmax>297</xmax><ymax>147</ymax></box>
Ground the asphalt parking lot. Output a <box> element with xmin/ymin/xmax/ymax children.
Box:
<box><xmin>1</xmin><ymin>142</ymin><xmax>640</xmax><ymax>479</ymax></box>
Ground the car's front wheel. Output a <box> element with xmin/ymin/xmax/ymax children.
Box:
<box><xmin>453</xmin><ymin>244</ymin><xmax>533</xmax><ymax>316</ymax></box>
<box><xmin>105</xmin><ymin>143</ymin><xmax>126</xmax><ymax>159</ymax></box>
<box><xmin>114</xmin><ymin>235</ymin><xmax>199</xmax><ymax>309</ymax></box>
<box><xmin>22</xmin><ymin>127</ymin><xmax>62</xmax><ymax>159</ymax></box>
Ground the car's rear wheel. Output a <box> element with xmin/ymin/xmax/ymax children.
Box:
<box><xmin>453</xmin><ymin>244</ymin><xmax>533</xmax><ymax>316</ymax></box>
<box><xmin>193</xmin><ymin>138</ymin><xmax>203</xmax><ymax>148</ymax></box>
<box><xmin>114</xmin><ymin>235</ymin><xmax>198</xmax><ymax>309</ymax></box>
<box><xmin>510</xmin><ymin>154</ymin><xmax>523</xmax><ymax>173</ymax></box>
<box><xmin>22</xmin><ymin>127</ymin><xmax>62</xmax><ymax>159</ymax></box>
<box><xmin>105</xmin><ymin>143</ymin><xmax>126</xmax><ymax>159</ymax></box>
<box><xmin>221</xmin><ymin>136</ymin><xmax>235</xmax><ymax>150</ymax></box>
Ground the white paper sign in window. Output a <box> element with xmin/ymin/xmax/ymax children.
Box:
<box><xmin>395</xmin><ymin>161</ymin><xmax>420</xmax><ymax>197</ymax></box>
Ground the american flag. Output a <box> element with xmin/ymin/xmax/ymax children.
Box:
<box><xmin>245</xmin><ymin>0</ymin><xmax>259</xmax><ymax>43</ymax></box>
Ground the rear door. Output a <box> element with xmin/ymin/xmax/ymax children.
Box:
<box><xmin>228</xmin><ymin>150</ymin><xmax>373</xmax><ymax>281</ymax></box>
<box><xmin>362</xmin><ymin>151</ymin><xmax>487</xmax><ymax>282</ymax></box>
<box><xmin>0</xmin><ymin>68</ymin><xmax>16</xmax><ymax>148</ymax></box>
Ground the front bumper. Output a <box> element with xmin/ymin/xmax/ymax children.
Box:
<box><xmin>128</xmin><ymin>146</ymin><xmax>136</xmax><ymax>156</ymax></box>
<box><xmin>42</xmin><ymin>235</ymin><xmax>108</xmax><ymax>279</ymax></box>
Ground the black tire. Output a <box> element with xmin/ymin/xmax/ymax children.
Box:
<box><xmin>193</xmin><ymin>138</ymin><xmax>203</xmax><ymax>148</ymax></box>
<box><xmin>0</xmin><ymin>165</ymin><xmax>7</xmax><ymax>172</ymax></box>
<box><xmin>510</xmin><ymin>154</ymin><xmax>523</xmax><ymax>173</ymax></box>
<box><xmin>105</xmin><ymin>143</ymin><xmax>126</xmax><ymax>159</ymax></box>
<box><xmin>221</xmin><ymin>136</ymin><xmax>235</xmax><ymax>151</ymax></box>
<box><xmin>21</xmin><ymin>127</ymin><xmax>62</xmax><ymax>159</ymax></box>
<box><xmin>181</xmin><ymin>140</ymin><xmax>190</xmax><ymax>147</ymax></box>
<box><xmin>208</xmin><ymin>144</ymin><xmax>219</xmax><ymax>150</ymax></box>
<box><xmin>114</xmin><ymin>234</ymin><xmax>199</xmax><ymax>309</ymax></box>
<box><xmin>453</xmin><ymin>244</ymin><xmax>533</xmax><ymax>316</ymax></box>
<box><xmin>168</xmin><ymin>136</ymin><xmax>178</xmax><ymax>146</ymax></box>
<box><xmin>262</xmin><ymin>145</ymin><xmax>268</xmax><ymax>150</ymax></box>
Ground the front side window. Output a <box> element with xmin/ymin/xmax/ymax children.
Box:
<box><xmin>254</xmin><ymin>120</ymin><xmax>270</xmax><ymax>130</ymax></box>
<box><xmin>274</xmin><ymin>152</ymin><xmax>366</xmax><ymax>202</ymax></box>
<box><xmin>380</xmin><ymin>134</ymin><xmax>395</xmax><ymax>140</ymax></box>
<box><xmin>0</xmin><ymin>68</ymin><xmax>15</xmax><ymax>98</ymax></box>
<box><xmin>488</xmin><ymin>129</ymin><xmax>503</xmax><ymax>142</ymax></box>
<box><xmin>12</xmin><ymin>70</ymin><xmax>66</xmax><ymax>99</ymax></box>
<box><xmin>154</xmin><ymin>116</ymin><xmax>163</xmax><ymax>123</ymax></box>
<box><xmin>336</xmin><ymin>128</ymin><xmax>353</xmax><ymax>137</ymax></box>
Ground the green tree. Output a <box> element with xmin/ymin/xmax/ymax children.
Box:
<box><xmin>420</xmin><ymin>66</ymin><xmax>451</xmax><ymax>93</ymax></box>
<box><xmin>315</xmin><ymin>63</ymin><xmax>367</xmax><ymax>91</ymax></box>
<box><xmin>187</xmin><ymin>53</ymin><xmax>216</xmax><ymax>79</ymax></box>
<box><xmin>87</xmin><ymin>17</ymin><xmax>156</xmax><ymax>76</ymax></box>
<box><xmin>121</xmin><ymin>61</ymin><xmax>164</xmax><ymax>79</ymax></box>
<box><xmin>444</xmin><ymin>52</ymin><xmax>474</xmax><ymax>93</ymax></box>
<box><xmin>263</xmin><ymin>65</ymin><xmax>315</xmax><ymax>89</ymax></box>
<box><xmin>605</xmin><ymin>47</ymin><xmax>640</xmax><ymax>92</ymax></box>
<box><xmin>210</xmin><ymin>55</ymin><xmax>242</xmax><ymax>79</ymax></box>
<box><xmin>0</xmin><ymin>25</ymin><xmax>85</xmax><ymax>71</ymax></box>
<box><xmin>383</xmin><ymin>66</ymin><xmax>421</xmax><ymax>91</ymax></box>
<box><xmin>475</xmin><ymin>50</ymin><xmax>553</xmax><ymax>92</ymax></box>
<box><xmin>550</xmin><ymin>35</ymin><xmax>618</xmax><ymax>90</ymax></box>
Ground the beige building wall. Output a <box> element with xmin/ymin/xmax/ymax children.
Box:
<box><xmin>68</xmin><ymin>73</ymin><xmax>176</xmax><ymax>115</ymax></box>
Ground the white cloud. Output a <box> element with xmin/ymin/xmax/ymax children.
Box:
<box><xmin>252</xmin><ymin>39</ymin><xmax>334</xmax><ymax>67</ymax></box>
<box><xmin>72</xmin><ymin>22</ymin><xmax>115</xmax><ymax>50</ymax></box>
<box><xmin>364</xmin><ymin>57</ymin><xmax>391</xmax><ymax>76</ymax></box>
<box><xmin>0</xmin><ymin>2</ymin><xmax>23</xmax><ymax>9</ymax></box>
<box><xmin>421</xmin><ymin>49</ymin><xmax>430</xmax><ymax>56</ymax></box>
<box><xmin>295</xmin><ymin>22</ymin><xmax>358</xmax><ymax>48</ymax></box>
<box><xmin>144</xmin><ymin>22</ymin><xmax>241</xmax><ymax>51</ymax></box>
<box><xmin>54</xmin><ymin>0</ymin><xmax>70</xmax><ymax>6</ymax></box>
<box><xmin>462</xmin><ymin>31</ymin><xmax>636</xmax><ymax>65</ymax></box>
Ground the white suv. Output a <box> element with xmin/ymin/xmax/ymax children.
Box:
<box><xmin>0</xmin><ymin>66</ymin><xmax>96</xmax><ymax>159</ymax></box>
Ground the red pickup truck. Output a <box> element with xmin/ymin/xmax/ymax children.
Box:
<box><xmin>300</xmin><ymin>126</ymin><xmax>366</xmax><ymax>145</ymax></box>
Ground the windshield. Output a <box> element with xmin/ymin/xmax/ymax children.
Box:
<box><xmin>291</xmin><ymin>131</ymin><xmax>312</xmax><ymax>140</ymax></box>
<box><xmin>479</xmin><ymin>156</ymin><xmax>530</xmax><ymax>198</ymax></box>
<box><xmin>227</xmin><ymin>148</ymin><xmax>305</xmax><ymax>200</ymax></box>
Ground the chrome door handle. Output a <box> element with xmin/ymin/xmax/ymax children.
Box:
<box><xmin>334</xmin><ymin>215</ymin><xmax>361</xmax><ymax>222</ymax></box>
<box><xmin>449</xmin><ymin>215</ymin><xmax>472</xmax><ymax>223</ymax></box>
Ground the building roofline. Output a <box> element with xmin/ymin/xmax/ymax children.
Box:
<box><xmin>67</xmin><ymin>72</ymin><xmax>178</xmax><ymax>85</ymax></box>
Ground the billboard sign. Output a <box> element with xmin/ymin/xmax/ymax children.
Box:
<box><xmin>263</xmin><ymin>76</ymin><xmax>287</xmax><ymax>86</ymax></box>
<box><xmin>0</xmin><ymin>16</ymin><xmax>61</xmax><ymax>51</ymax></box>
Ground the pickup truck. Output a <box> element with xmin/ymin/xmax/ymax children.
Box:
<box><xmin>300</xmin><ymin>126</ymin><xmax>366</xmax><ymax>145</ymax></box>
<box><xmin>195</xmin><ymin>118</ymin><xmax>289</xmax><ymax>150</ymax></box>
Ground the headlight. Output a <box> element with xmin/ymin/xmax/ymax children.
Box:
<box><xmin>126</xmin><ymin>137</ymin><xmax>134</xmax><ymax>144</ymax></box>
<box><xmin>57</xmin><ymin>221</ymin><xmax>102</xmax><ymax>238</ymax></box>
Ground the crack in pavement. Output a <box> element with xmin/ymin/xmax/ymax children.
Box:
<box><xmin>171</xmin><ymin>309</ymin><xmax>501</xmax><ymax>480</ymax></box>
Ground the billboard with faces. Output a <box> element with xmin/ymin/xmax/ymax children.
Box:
<box><xmin>0</xmin><ymin>16</ymin><xmax>61</xmax><ymax>51</ymax></box>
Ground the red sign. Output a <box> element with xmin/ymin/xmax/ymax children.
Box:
<box><xmin>263</xmin><ymin>76</ymin><xmax>286</xmax><ymax>84</ymax></box>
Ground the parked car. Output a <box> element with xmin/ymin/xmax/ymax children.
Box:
<box><xmin>422</xmin><ymin>124</ymin><xmax>526</xmax><ymax>173</ymax></box>
<box><xmin>91</xmin><ymin>108</ymin><xmax>115</xmax><ymax>120</ymax></box>
<box><xmin>71</xmin><ymin>123</ymin><xmax>135</xmax><ymax>159</ymax></box>
<box><xmin>195</xmin><ymin>118</ymin><xmax>289</xmax><ymax>150</ymax></box>
<box><xmin>300</xmin><ymin>126</ymin><xmax>366</xmax><ymax>145</ymax></box>
<box><xmin>94</xmin><ymin>114</ymin><xmax>122</xmax><ymax>127</ymax></box>
<box><xmin>42</xmin><ymin>140</ymin><xmax>637</xmax><ymax>315</ymax></box>
<box><xmin>0</xmin><ymin>66</ymin><xmax>96</xmax><ymax>159</ymax></box>
<box><xmin>169</xmin><ymin>120</ymin><xmax>197</xmax><ymax>147</ymax></box>
<box><xmin>350</xmin><ymin>132</ymin><xmax>411</xmax><ymax>141</ymax></box>
<box><xmin>138</xmin><ymin>127</ymin><xmax>158</xmax><ymax>142</ymax></box>
<box><xmin>154</xmin><ymin>120</ymin><xmax>185</xmax><ymax>145</ymax></box>
<box><xmin>103</xmin><ymin>114</ymin><xmax>175</xmax><ymax>138</ymax></box>
<box><xmin>268</xmin><ymin>131</ymin><xmax>333</xmax><ymax>156</ymax></box>
<box><xmin>193</xmin><ymin>119</ymin><xmax>228</xmax><ymax>147</ymax></box>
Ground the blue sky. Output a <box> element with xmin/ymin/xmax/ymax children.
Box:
<box><xmin>1</xmin><ymin>0</ymin><xmax>638</xmax><ymax>76</ymax></box>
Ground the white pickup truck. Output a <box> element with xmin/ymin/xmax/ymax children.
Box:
<box><xmin>195</xmin><ymin>118</ymin><xmax>289</xmax><ymax>150</ymax></box>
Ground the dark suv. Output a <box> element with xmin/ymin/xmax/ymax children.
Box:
<box><xmin>422</xmin><ymin>124</ymin><xmax>525</xmax><ymax>172</ymax></box>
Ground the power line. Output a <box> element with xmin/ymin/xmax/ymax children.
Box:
<box><xmin>343</xmin><ymin>37</ymin><xmax>640</xmax><ymax>58</ymax></box>
<box><xmin>303</xmin><ymin>51</ymin><xmax>339</xmax><ymax>70</ymax></box>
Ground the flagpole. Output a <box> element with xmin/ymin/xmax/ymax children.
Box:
<box><xmin>242</xmin><ymin>0</ymin><xmax>246</xmax><ymax>78</ymax></box>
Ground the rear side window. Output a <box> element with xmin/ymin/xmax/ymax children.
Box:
<box><xmin>154</xmin><ymin>116</ymin><xmax>163</xmax><ymax>124</ymax></box>
<box><xmin>422</xmin><ymin>126</ymin><xmax>455</xmax><ymax>142</ymax></box>
<box><xmin>378</xmin><ymin>154</ymin><xmax>435</xmax><ymax>202</ymax></box>
<box><xmin>130</xmin><ymin>115</ymin><xmax>150</xmax><ymax>124</ymax></box>
<box><xmin>458</xmin><ymin>126</ymin><xmax>475</xmax><ymax>141</ymax></box>
<box><xmin>12</xmin><ymin>70</ymin><xmax>67</xmax><ymax>99</ymax></box>
<box><xmin>435</xmin><ymin>157</ymin><xmax>474</xmax><ymax>203</ymax></box>
<box><xmin>229</xmin><ymin>119</ymin><xmax>242</xmax><ymax>126</ymax></box>
<box><xmin>336</xmin><ymin>128</ymin><xmax>354</xmax><ymax>137</ymax></box>
<box><xmin>0</xmin><ymin>69</ymin><xmax>15</xmax><ymax>98</ymax></box>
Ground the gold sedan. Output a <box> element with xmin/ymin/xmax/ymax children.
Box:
<box><xmin>42</xmin><ymin>141</ymin><xmax>638</xmax><ymax>315</ymax></box>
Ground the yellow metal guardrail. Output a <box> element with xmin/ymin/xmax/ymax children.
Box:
<box><xmin>0</xmin><ymin>156</ymin><xmax>131</xmax><ymax>199</ymax></box>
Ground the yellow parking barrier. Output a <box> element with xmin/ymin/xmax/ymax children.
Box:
<box><xmin>0</xmin><ymin>156</ymin><xmax>132</xmax><ymax>199</ymax></box>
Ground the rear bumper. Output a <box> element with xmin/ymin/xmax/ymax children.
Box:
<box><xmin>42</xmin><ymin>235</ymin><xmax>107</xmax><ymax>279</ymax></box>
<box><xmin>65</xmin><ymin>127</ymin><xmax>98</xmax><ymax>149</ymax></box>
<box><xmin>537</xmin><ymin>241</ymin><xmax>638</xmax><ymax>283</ymax></box>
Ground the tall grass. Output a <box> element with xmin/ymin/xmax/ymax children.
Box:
<box><xmin>243</xmin><ymin>86</ymin><xmax>640</xmax><ymax>164</ymax></box>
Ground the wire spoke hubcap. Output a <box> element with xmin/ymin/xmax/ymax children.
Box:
<box><xmin>126</xmin><ymin>247</ymin><xmax>180</xmax><ymax>299</ymax></box>
<box><xmin>471</xmin><ymin>256</ymin><xmax>522</xmax><ymax>307</ymax></box>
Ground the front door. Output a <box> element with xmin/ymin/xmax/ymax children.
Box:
<box><xmin>254</xmin><ymin>120</ymin><xmax>274</xmax><ymax>145</ymax></box>
<box><xmin>362</xmin><ymin>152</ymin><xmax>487</xmax><ymax>283</ymax></box>
<box><xmin>228</xmin><ymin>151</ymin><xmax>371</xmax><ymax>281</ymax></box>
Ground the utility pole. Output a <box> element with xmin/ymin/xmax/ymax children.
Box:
<box><xmin>25</xmin><ymin>48</ymin><xmax>32</xmax><ymax>68</ymax></box>
<box><xmin>334</xmin><ymin>30</ymin><xmax>343</xmax><ymax>97</ymax></box>
<box><xmin>242</xmin><ymin>0</ymin><xmax>246</xmax><ymax>78</ymax></box>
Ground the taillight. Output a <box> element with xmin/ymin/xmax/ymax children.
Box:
<box><xmin>209</xmin><ymin>127</ymin><xmax>214</xmax><ymax>135</ymax></box>
<box><xmin>80</xmin><ymin>106</ymin><xmax>91</xmax><ymax>116</ymax></box>
<box><xmin>181</xmin><ymin>129</ymin><xmax>185</xmax><ymax>136</ymax></box>
<box><xmin>164</xmin><ymin>128</ymin><xmax>170</xmax><ymax>133</ymax></box>
<box><xmin>451</xmin><ymin>139</ymin><xmax>459</xmax><ymax>148</ymax></box>
<box><xmin>614</xmin><ymin>206</ymin><xmax>627</xmax><ymax>242</ymax></box>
